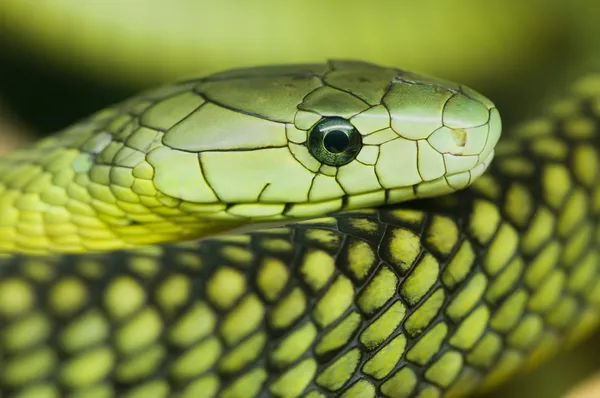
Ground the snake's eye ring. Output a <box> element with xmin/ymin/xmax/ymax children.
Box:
<box><xmin>307</xmin><ymin>117</ymin><xmax>362</xmax><ymax>166</ymax></box>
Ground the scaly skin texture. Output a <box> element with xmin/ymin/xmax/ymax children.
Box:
<box><xmin>3</xmin><ymin>84</ymin><xmax>600</xmax><ymax>398</ymax></box>
<box><xmin>1</xmin><ymin>111</ymin><xmax>599</xmax><ymax>398</ymax></box>
<box><xmin>10</xmin><ymin>62</ymin><xmax>592</xmax><ymax>397</ymax></box>
<box><xmin>0</xmin><ymin>61</ymin><xmax>498</xmax><ymax>255</ymax></box>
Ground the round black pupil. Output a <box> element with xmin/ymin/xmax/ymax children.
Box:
<box><xmin>323</xmin><ymin>130</ymin><xmax>349</xmax><ymax>153</ymax></box>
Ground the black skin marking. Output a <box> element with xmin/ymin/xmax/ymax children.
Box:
<box><xmin>306</xmin><ymin>173</ymin><xmax>318</xmax><ymax>202</ymax></box>
<box><xmin>340</xmin><ymin>195</ymin><xmax>350</xmax><ymax>210</ymax></box>
<box><xmin>197</xmin><ymin>153</ymin><xmax>223</xmax><ymax>203</ymax></box>
<box><xmin>282</xmin><ymin>203</ymin><xmax>294</xmax><ymax>215</ymax></box>
<box><xmin>256</xmin><ymin>183</ymin><xmax>271</xmax><ymax>202</ymax></box>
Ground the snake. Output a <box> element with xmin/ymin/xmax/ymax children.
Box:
<box><xmin>0</xmin><ymin>58</ymin><xmax>595</xmax><ymax>398</ymax></box>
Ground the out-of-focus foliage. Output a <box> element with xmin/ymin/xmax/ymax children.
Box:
<box><xmin>0</xmin><ymin>0</ymin><xmax>567</xmax><ymax>88</ymax></box>
<box><xmin>0</xmin><ymin>0</ymin><xmax>584</xmax><ymax>132</ymax></box>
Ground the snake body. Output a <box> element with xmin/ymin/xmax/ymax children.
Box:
<box><xmin>0</xmin><ymin>60</ymin><xmax>596</xmax><ymax>397</ymax></box>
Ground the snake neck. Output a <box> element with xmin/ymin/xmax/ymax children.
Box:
<box><xmin>0</xmin><ymin>103</ymin><xmax>248</xmax><ymax>255</ymax></box>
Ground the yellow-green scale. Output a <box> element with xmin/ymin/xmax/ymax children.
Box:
<box><xmin>3</xmin><ymin>70</ymin><xmax>600</xmax><ymax>397</ymax></box>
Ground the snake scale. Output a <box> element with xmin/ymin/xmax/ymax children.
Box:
<box><xmin>0</xmin><ymin>60</ymin><xmax>598</xmax><ymax>397</ymax></box>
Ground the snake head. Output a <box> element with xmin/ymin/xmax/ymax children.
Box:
<box><xmin>0</xmin><ymin>61</ymin><xmax>501</xmax><ymax>251</ymax></box>
<box><xmin>137</xmin><ymin>60</ymin><xmax>501</xmax><ymax>219</ymax></box>
<box><xmin>47</xmin><ymin>60</ymin><xmax>501</xmax><ymax>238</ymax></box>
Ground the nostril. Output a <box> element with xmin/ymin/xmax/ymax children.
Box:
<box><xmin>451</xmin><ymin>129</ymin><xmax>467</xmax><ymax>147</ymax></box>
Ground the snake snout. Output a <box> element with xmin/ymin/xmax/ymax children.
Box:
<box><xmin>480</xmin><ymin>107</ymin><xmax>502</xmax><ymax>161</ymax></box>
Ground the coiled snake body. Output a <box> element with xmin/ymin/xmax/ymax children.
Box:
<box><xmin>0</xmin><ymin>60</ymin><xmax>597</xmax><ymax>397</ymax></box>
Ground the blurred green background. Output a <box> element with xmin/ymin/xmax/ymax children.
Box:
<box><xmin>1</xmin><ymin>1</ymin><xmax>600</xmax><ymax>397</ymax></box>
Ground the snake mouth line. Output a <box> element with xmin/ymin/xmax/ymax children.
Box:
<box><xmin>219</xmin><ymin>148</ymin><xmax>494</xmax><ymax>233</ymax></box>
<box><xmin>213</xmin><ymin>150</ymin><xmax>496</xmax><ymax>221</ymax></box>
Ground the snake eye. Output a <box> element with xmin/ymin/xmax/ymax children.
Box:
<box><xmin>307</xmin><ymin>117</ymin><xmax>362</xmax><ymax>166</ymax></box>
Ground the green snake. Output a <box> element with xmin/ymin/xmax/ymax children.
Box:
<box><xmin>0</xmin><ymin>59</ymin><xmax>595</xmax><ymax>397</ymax></box>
